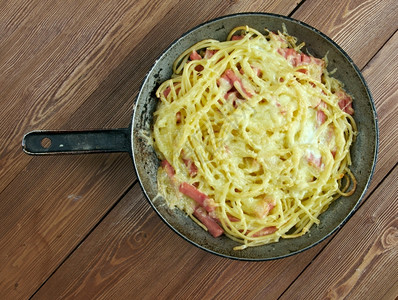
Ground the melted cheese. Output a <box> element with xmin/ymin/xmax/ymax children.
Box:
<box><xmin>152</xmin><ymin>26</ymin><xmax>357</xmax><ymax>250</ymax></box>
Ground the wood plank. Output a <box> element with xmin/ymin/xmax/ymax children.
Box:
<box><xmin>0</xmin><ymin>1</ymin><xmax>302</xmax><ymax>299</ymax></box>
<box><xmin>0</xmin><ymin>0</ymin><xmax>176</xmax><ymax>192</ymax></box>
<box><xmin>280</xmin><ymin>165</ymin><xmax>398</xmax><ymax>300</ymax></box>
<box><xmin>0</xmin><ymin>153</ymin><xmax>135</xmax><ymax>298</ymax></box>
<box><xmin>31</xmin><ymin>181</ymin><xmax>331</xmax><ymax>300</ymax></box>
<box><xmin>293</xmin><ymin>0</ymin><xmax>398</xmax><ymax>68</ymax></box>
<box><xmin>361</xmin><ymin>31</ymin><xmax>398</xmax><ymax>191</ymax></box>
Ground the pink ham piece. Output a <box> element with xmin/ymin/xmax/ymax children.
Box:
<box><xmin>306</xmin><ymin>151</ymin><xmax>323</xmax><ymax>169</ymax></box>
<box><xmin>336</xmin><ymin>90</ymin><xmax>354</xmax><ymax>115</ymax></box>
<box><xmin>182</xmin><ymin>157</ymin><xmax>198</xmax><ymax>177</ymax></box>
<box><xmin>223</xmin><ymin>69</ymin><xmax>254</xmax><ymax>98</ymax></box>
<box><xmin>179</xmin><ymin>182</ymin><xmax>216</xmax><ymax>213</ymax></box>
<box><xmin>161</xmin><ymin>160</ymin><xmax>175</xmax><ymax>178</ymax></box>
<box><xmin>278</xmin><ymin>48</ymin><xmax>324</xmax><ymax>68</ymax></box>
<box><xmin>252</xmin><ymin>226</ymin><xmax>278</xmax><ymax>237</ymax></box>
<box><xmin>176</xmin><ymin>111</ymin><xmax>182</xmax><ymax>123</ymax></box>
<box><xmin>163</xmin><ymin>86</ymin><xmax>171</xmax><ymax>98</ymax></box>
<box><xmin>316</xmin><ymin>101</ymin><xmax>327</xmax><ymax>126</ymax></box>
<box><xmin>180</xmin><ymin>150</ymin><xmax>198</xmax><ymax>177</ymax></box>
<box><xmin>231</xmin><ymin>35</ymin><xmax>244</xmax><ymax>40</ymax></box>
<box><xmin>193</xmin><ymin>206</ymin><xmax>224</xmax><ymax>238</ymax></box>
<box><xmin>162</xmin><ymin>83</ymin><xmax>180</xmax><ymax>98</ymax></box>
<box><xmin>254</xmin><ymin>200</ymin><xmax>275</xmax><ymax>219</ymax></box>
<box><xmin>189</xmin><ymin>50</ymin><xmax>202</xmax><ymax>60</ymax></box>
<box><xmin>204</xmin><ymin>49</ymin><xmax>216</xmax><ymax>59</ymax></box>
<box><xmin>217</xmin><ymin>73</ymin><xmax>234</xmax><ymax>91</ymax></box>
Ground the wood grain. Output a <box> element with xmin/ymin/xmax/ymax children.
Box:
<box><xmin>293</xmin><ymin>0</ymin><xmax>398</xmax><ymax>68</ymax></box>
<box><xmin>0</xmin><ymin>0</ymin><xmax>396</xmax><ymax>299</ymax></box>
<box><xmin>280</xmin><ymin>165</ymin><xmax>398</xmax><ymax>300</ymax></box>
<box><xmin>31</xmin><ymin>182</ymin><xmax>330</xmax><ymax>300</ymax></box>
<box><xmin>361</xmin><ymin>31</ymin><xmax>398</xmax><ymax>191</ymax></box>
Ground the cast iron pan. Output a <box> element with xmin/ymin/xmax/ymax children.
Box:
<box><xmin>22</xmin><ymin>13</ymin><xmax>378</xmax><ymax>260</ymax></box>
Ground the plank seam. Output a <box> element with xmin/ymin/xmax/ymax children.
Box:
<box><xmin>287</xmin><ymin>0</ymin><xmax>306</xmax><ymax>17</ymax></box>
<box><xmin>276</xmin><ymin>161</ymin><xmax>398</xmax><ymax>300</ymax></box>
<box><xmin>28</xmin><ymin>179</ymin><xmax>138</xmax><ymax>299</ymax></box>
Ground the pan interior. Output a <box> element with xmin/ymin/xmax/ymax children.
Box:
<box><xmin>131</xmin><ymin>13</ymin><xmax>378</xmax><ymax>260</ymax></box>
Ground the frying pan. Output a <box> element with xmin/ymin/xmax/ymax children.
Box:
<box><xmin>22</xmin><ymin>13</ymin><xmax>378</xmax><ymax>260</ymax></box>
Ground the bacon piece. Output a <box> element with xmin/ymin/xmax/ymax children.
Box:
<box><xmin>224</xmin><ymin>69</ymin><xmax>254</xmax><ymax>98</ymax></box>
<box><xmin>306</xmin><ymin>151</ymin><xmax>323</xmax><ymax>169</ymax></box>
<box><xmin>204</xmin><ymin>49</ymin><xmax>216</xmax><ymax>59</ymax></box>
<box><xmin>316</xmin><ymin>101</ymin><xmax>327</xmax><ymax>126</ymax></box>
<box><xmin>161</xmin><ymin>160</ymin><xmax>175</xmax><ymax>178</ymax></box>
<box><xmin>217</xmin><ymin>74</ymin><xmax>234</xmax><ymax>91</ymax></box>
<box><xmin>252</xmin><ymin>226</ymin><xmax>278</xmax><ymax>237</ymax></box>
<box><xmin>231</xmin><ymin>35</ymin><xmax>244</xmax><ymax>40</ymax></box>
<box><xmin>240</xmin><ymin>65</ymin><xmax>262</xmax><ymax>78</ymax></box>
<box><xmin>278</xmin><ymin>48</ymin><xmax>298</xmax><ymax>66</ymax></box>
<box><xmin>181</xmin><ymin>150</ymin><xmax>198</xmax><ymax>177</ymax></box>
<box><xmin>278</xmin><ymin>48</ymin><xmax>324</xmax><ymax>68</ymax></box>
<box><xmin>254</xmin><ymin>200</ymin><xmax>275</xmax><ymax>219</ymax></box>
<box><xmin>189</xmin><ymin>50</ymin><xmax>202</xmax><ymax>60</ymax></box>
<box><xmin>227</xmin><ymin>214</ymin><xmax>240</xmax><ymax>222</ymax></box>
<box><xmin>163</xmin><ymin>86</ymin><xmax>171</xmax><ymax>98</ymax></box>
<box><xmin>176</xmin><ymin>111</ymin><xmax>182</xmax><ymax>123</ymax></box>
<box><xmin>182</xmin><ymin>158</ymin><xmax>198</xmax><ymax>177</ymax></box>
<box><xmin>336</xmin><ymin>90</ymin><xmax>354</xmax><ymax>115</ymax></box>
<box><xmin>193</xmin><ymin>207</ymin><xmax>224</xmax><ymax>238</ymax></box>
<box><xmin>163</xmin><ymin>83</ymin><xmax>180</xmax><ymax>98</ymax></box>
<box><xmin>179</xmin><ymin>182</ymin><xmax>215</xmax><ymax>213</ymax></box>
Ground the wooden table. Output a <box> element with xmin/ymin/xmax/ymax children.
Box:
<box><xmin>1</xmin><ymin>1</ymin><xmax>397</xmax><ymax>299</ymax></box>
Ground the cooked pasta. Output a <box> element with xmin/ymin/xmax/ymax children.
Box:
<box><xmin>152</xmin><ymin>26</ymin><xmax>357</xmax><ymax>250</ymax></box>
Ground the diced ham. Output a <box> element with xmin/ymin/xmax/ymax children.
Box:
<box><xmin>224</xmin><ymin>69</ymin><xmax>254</xmax><ymax>98</ymax></box>
<box><xmin>180</xmin><ymin>150</ymin><xmax>198</xmax><ymax>177</ymax></box>
<box><xmin>301</xmin><ymin>53</ymin><xmax>312</xmax><ymax>64</ymax></box>
<box><xmin>316</xmin><ymin>101</ymin><xmax>327</xmax><ymax>126</ymax></box>
<box><xmin>204</xmin><ymin>49</ymin><xmax>216</xmax><ymax>59</ymax></box>
<box><xmin>217</xmin><ymin>74</ymin><xmax>234</xmax><ymax>91</ymax></box>
<box><xmin>179</xmin><ymin>182</ymin><xmax>215</xmax><ymax>213</ymax></box>
<box><xmin>254</xmin><ymin>200</ymin><xmax>275</xmax><ymax>219</ymax></box>
<box><xmin>306</xmin><ymin>151</ymin><xmax>323</xmax><ymax>169</ymax></box>
<box><xmin>193</xmin><ymin>207</ymin><xmax>224</xmax><ymax>238</ymax></box>
<box><xmin>278</xmin><ymin>48</ymin><xmax>324</xmax><ymax>68</ymax></box>
<box><xmin>163</xmin><ymin>86</ymin><xmax>171</xmax><ymax>98</ymax></box>
<box><xmin>161</xmin><ymin>160</ymin><xmax>175</xmax><ymax>178</ymax></box>
<box><xmin>231</xmin><ymin>35</ymin><xmax>244</xmax><ymax>40</ymax></box>
<box><xmin>317</xmin><ymin>110</ymin><xmax>326</xmax><ymax>126</ymax></box>
<box><xmin>227</xmin><ymin>214</ymin><xmax>240</xmax><ymax>222</ymax></box>
<box><xmin>163</xmin><ymin>83</ymin><xmax>180</xmax><ymax>98</ymax></box>
<box><xmin>240</xmin><ymin>65</ymin><xmax>262</xmax><ymax>77</ymax></box>
<box><xmin>182</xmin><ymin>157</ymin><xmax>198</xmax><ymax>177</ymax></box>
<box><xmin>336</xmin><ymin>90</ymin><xmax>354</xmax><ymax>115</ymax></box>
<box><xmin>252</xmin><ymin>226</ymin><xmax>278</xmax><ymax>237</ymax></box>
<box><xmin>176</xmin><ymin>111</ymin><xmax>182</xmax><ymax>124</ymax></box>
<box><xmin>189</xmin><ymin>50</ymin><xmax>202</xmax><ymax>60</ymax></box>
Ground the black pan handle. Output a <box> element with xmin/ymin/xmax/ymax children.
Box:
<box><xmin>22</xmin><ymin>128</ymin><xmax>131</xmax><ymax>155</ymax></box>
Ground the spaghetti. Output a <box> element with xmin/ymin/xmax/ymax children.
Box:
<box><xmin>152</xmin><ymin>26</ymin><xmax>357</xmax><ymax>250</ymax></box>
